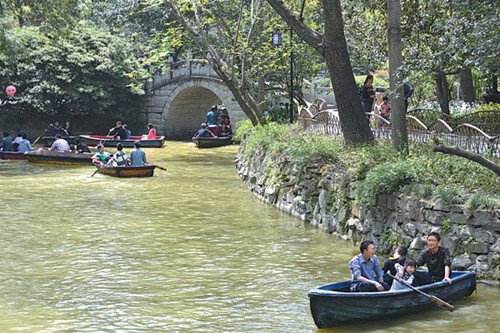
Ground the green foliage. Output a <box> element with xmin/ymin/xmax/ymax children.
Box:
<box><xmin>235</xmin><ymin>121</ymin><xmax>342</xmax><ymax>166</ymax></box>
<box><xmin>238</xmin><ymin>124</ymin><xmax>500</xmax><ymax>209</ymax></box>
<box><xmin>465</xmin><ymin>193</ymin><xmax>500</xmax><ymax>211</ymax></box>
<box><xmin>355</xmin><ymin>160</ymin><xmax>421</xmax><ymax>205</ymax></box>
<box><xmin>442</xmin><ymin>218</ymin><xmax>452</xmax><ymax>231</ymax></box>
<box><xmin>432</xmin><ymin>186</ymin><xmax>466</xmax><ymax>205</ymax></box>
<box><xmin>380</xmin><ymin>229</ymin><xmax>402</xmax><ymax>246</ymax></box>
<box><xmin>0</xmin><ymin>21</ymin><xmax>146</xmax><ymax>117</ymax></box>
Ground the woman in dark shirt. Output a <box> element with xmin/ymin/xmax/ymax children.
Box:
<box><xmin>361</xmin><ymin>74</ymin><xmax>375</xmax><ymax>113</ymax></box>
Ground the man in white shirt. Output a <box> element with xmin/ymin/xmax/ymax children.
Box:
<box><xmin>49</xmin><ymin>134</ymin><xmax>70</xmax><ymax>152</ymax></box>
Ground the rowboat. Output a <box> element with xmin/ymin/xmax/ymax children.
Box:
<box><xmin>0</xmin><ymin>151</ymin><xmax>27</xmax><ymax>160</ymax></box>
<box><xmin>95</xmin><ymin>165</ymin><xmax>156</xmax><ymax>178</ymax></box>
<box><xmin>24</xmin><ymin>150</ymin><xmax>94</xmax><ymax>165</ymax></box>
<box><xmin>80</xmin><ymin>135</ymin><xmax>165</xmax><ymax>148</ymax></box>
<box><xmin>40</xmin><ymin>136</ymin><xmax>79</xmax><ymax>147</ymax></box>
<box><xmin>192</xmin><ymin>136</ymin><xmax>232</xmax><ymax>148</ymax></box>
<box><xmin>308</xmin><ymin>271</ymin><xmax>476</xmax><ymax>328</ymax></box>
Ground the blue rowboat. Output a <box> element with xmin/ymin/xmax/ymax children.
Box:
<box><xmin>192</xmin><ymin>136</ymin><xmax>232</xmax><ymax>148</ymax></box>
<box><xmin>308</xmin><ymin>271</ymin><xmax>476</xmax><ymax>328</ymax></box>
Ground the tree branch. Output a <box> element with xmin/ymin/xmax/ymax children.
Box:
<box><xmin>433</xmin><ymin>145</ymin><xmax>500</xmax><ymax>177</ymax></box>
<box><xmin>266</xmin><ymin>0</ymin><xmax>324</xmax><ymax>56</ymax></box>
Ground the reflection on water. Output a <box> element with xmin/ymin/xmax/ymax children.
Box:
<box><xmin>0</xmin><ymin>142</ymin><xmax>498</xmax><ymax>332</ymax></box>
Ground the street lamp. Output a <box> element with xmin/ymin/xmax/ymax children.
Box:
<box><xmin>272</xmin><ymin>0</ymin><xmax>306</xmax><ymax>124</ymax></box>
<box><xmin>272</xmin><ymin>31</ymin><xmax>282</xmax><ymax>47</ymax></box>
<box><xmin>272</xmin><ymin>30</ymin><xmax>294</xmax><ymax>123</ymax></box>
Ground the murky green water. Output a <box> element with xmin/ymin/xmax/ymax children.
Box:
<box><xmin>0</xmin><ymin>141</ymin><xmax>498</xmax><ymax>332</ymax></box>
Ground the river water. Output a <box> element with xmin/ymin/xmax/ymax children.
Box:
<box><xmin>0</xmin><ymin>141</ymin><xmax>498</xmax><ymax>332</ymax></box>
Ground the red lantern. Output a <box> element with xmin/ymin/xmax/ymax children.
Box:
<box><xmin>6</xmin><ymin>85</ymin><xmax>16</xmax><ymax>97</ymax></box>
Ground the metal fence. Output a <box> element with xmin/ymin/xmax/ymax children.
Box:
<box><xmin>298</xmin><ymin>100</ymin><xmax>500</xmax><ymax>158</ymax></box>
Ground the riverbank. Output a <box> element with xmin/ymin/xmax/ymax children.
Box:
<box><xmin>234</xmin><ymin>122</ymin><xmax>500</xmax><ymax>279</ymax></box>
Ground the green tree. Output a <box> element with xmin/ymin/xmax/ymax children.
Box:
<box><xmin>0</xmin><ymin>22</ymin><xmax>146</xmax><ymax>117</ymax></box>
<box><xmin>267</xmin><ymin>0</ymin><xmax>374</xmax><ymax>143</ymax></box>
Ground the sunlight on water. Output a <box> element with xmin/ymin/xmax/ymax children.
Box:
<box><xmin>0</xmin><ymin>142</ymin><xmax>497</xmax><ymax>332</ymax></box>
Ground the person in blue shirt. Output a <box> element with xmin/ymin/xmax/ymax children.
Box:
<box><xmin>206</xmin><ymin>105</ymin><xmax>219</xmax><ymax>126</ymax></box>
<box><xmin>122</xmin><ymin>124</ymin><xmax>132</xmax><ymax>139</ymax></box>
<box><xmin>16</xmin><ymin>133</ymin><xmax>33</xmax><ymax>153</ymax></box>
<box><xmin>130</xmin><ymin>140</ymin><xmax>147</xmax><ymax>166</ymax></box>
<box><xmin>1</xmin><ymin>132</ymin><xmax>14</xmax><ymax>151</ymax></box>
<box><xmin>349</xmin><ymin>240</ymin><xmax>389</xmax><ymax>292</ymax></box>
<box><xmin>193</xmin><ymin>123</ymin><xmax>215</xmax><ymax>139</ymax></box>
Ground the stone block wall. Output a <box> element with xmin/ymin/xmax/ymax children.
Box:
<box><xmin>235</xmin><ymin>142</ymin><xmax>500</xmax><ymax>279</ymax></box>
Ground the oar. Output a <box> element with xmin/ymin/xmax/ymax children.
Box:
<box><xmin>32</xmin><ymin>125</ymin><xmax>53</xmax><ymax>145</ymax></box>
<box><xmin>91</xmin><ymin>165</ymin><xmax>101</xmax><ymax>177</ymax></box>
<box><xmin>389</xmin><ymin>274</ymin><xmax>454</xmax><ymax>312</ymax></box>
<box><xmin>155</xmin><ymin>165</ymin><xmax>167</xmax><ymax>171</ymax></box>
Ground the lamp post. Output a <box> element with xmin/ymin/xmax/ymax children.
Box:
<box><xmin>272</xmin><ymin>0</ymin><xmax>306</xmax><ymax>124</ymax></box>
<box><xmin>272</xmin><ymin>29</ymin><xmax>294</xmax><ymax>124</ymax></box>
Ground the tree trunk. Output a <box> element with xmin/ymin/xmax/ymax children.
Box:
<box><xmin>387</xmin><ymin>0</ymin><xmax>408</xmax><ymax>154</ymax></box>
<box><xmin>459</xmin><ymin>67</ymin><xmax>475</xmax><ymax>103</ymax></box>
<box><xmin>266</xmin><ymin>0</ymin><xmax>374</xmax><ymax>144</ymax></box>
<box><xmin>435</xmin><ymin>70</ymin><xmax>451</xmax><ymax>115</ymax></box>
<box><xmin>321</xmin><ymin>0</ymin><xmax>374</xmax><ymax>143</ymax></box>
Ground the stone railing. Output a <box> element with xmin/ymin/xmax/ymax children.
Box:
<box><xmin>145</xmin><ymin>60</ymin><xmax>220</xmax><ymax>91</ymax></box>
<box><xmin>235</xmin><ymin>141</ymin><xmax>500</xmax><ymax>279</ymax></box>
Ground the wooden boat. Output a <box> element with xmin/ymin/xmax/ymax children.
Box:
<box><xmin>308</xmin><ymin>271</ymin><xmax>476</xmax><ymax>328</ymax></box>
<box><xmin>40</xmin><ymin>136</ymin><xmax>79</xmax><ymax>147</ymax></box>
<box><xmin>80</xmin><ymin>135</ymin><xmax>165</xmax><ymax>148</ymax></box>
<box><xmin>96</xmin><ymin>165</ymin><xmax>156</xmax><ymax>178</ymax></box>
<box><xmin>192</xmin><ymin>136</ymin><xmax>232</xmax><ymax>148</ymax></box>
<box><xmin>0</xmin><ymin>151</ymin><xmax>27</xmax><ymax>160</ymax></box>
<box><xmin>24</xmin><ymin>150</ymin><xmax>94</xmax><ymax>165</ymax></box>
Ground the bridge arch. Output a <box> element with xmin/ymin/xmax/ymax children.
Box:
<box><xmin>140</xmin><ymin>61</ymin><xmax>246</xmax><ymax>139</ymax></box>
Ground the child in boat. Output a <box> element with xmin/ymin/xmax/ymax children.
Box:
<box><xmin>389</xmin><ymin>258</ymin><xmax>416</xmax><ymax>291</ymax></box>
<box><xmin>383</xmin><ymin>246</ymin><xmax>407</xmax><ymax>276</ymax></box>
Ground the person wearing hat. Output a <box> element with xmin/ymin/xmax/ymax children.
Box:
<box><xmin>130</xmin><ymin>140</ymin><xmax>147</xmax><ymax>166</ymax></box>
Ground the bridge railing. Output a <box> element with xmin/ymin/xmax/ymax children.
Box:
<box><xmin>146</xmin><ymin>59</ymin><xmax>220</xmax><ymax>90</ymax></box>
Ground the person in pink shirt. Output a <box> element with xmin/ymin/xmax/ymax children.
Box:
<box><xmin>142</xmin><ymin>123</ymin><xmax>157</xmax><ymax>140</ymax></box>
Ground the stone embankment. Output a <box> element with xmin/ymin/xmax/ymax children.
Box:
<box><xmin>235</xmin><ymin>141</ymin><xmax>500</xmax><ymax>279</ymax></box>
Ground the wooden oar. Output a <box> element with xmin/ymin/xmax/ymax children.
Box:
<box><xmin>389</xmin><ymin>274</ymin><xmax>454</xmax><ymax>312</ymax></box>
<box><xmin>155</xmin><ymin>165</ymin><xmax>167</xmax><ymax>171</ymax></box>
<box><xmin>91</xmin><ymin>166</ymin><xmax>101</xmax><ymax>177</ymax></box>
<box><xmin>32</xmin><ymin>125</ymin><xmax>53</xmax><ymax>145</ymax></box>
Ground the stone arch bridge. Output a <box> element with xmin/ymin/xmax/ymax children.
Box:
<box><xmin>140</xmin><ymin>60</ymin><xmax>246</xmax><ymax>139</ymax></box>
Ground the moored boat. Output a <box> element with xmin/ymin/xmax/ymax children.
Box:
<box><xmin>24</xmin><ymin>150</ymin><xmax>94</xmax><ymax>166</ymax></box>
<box><xmin>95</xmin><ymin>164</ymin><xmax>156</xmax><ymax>178</ymax></box>
<box><xmin>308</xmin><ymin>271</ymin><xmax>476</xmax><ymax>328</ymax></box>
<box><xmin>0</xmin><ymin>151</ymin><xmax>27</xmax><ymax>160</ymax></box>
<box><xmin>80</xmin><ymin>135</ymin><xmax>165</xmax><ymax>148</ymax></box>
<box><xmin>192</xmin><ymin>136</ymin><xmax>232</xmax><ymax>148</ymax></box>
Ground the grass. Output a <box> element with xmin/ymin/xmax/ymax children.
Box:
<box><xmin>236</xmin><ymin>121</ymin><xmax>500</xmax><ymax>209</ymax></box>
